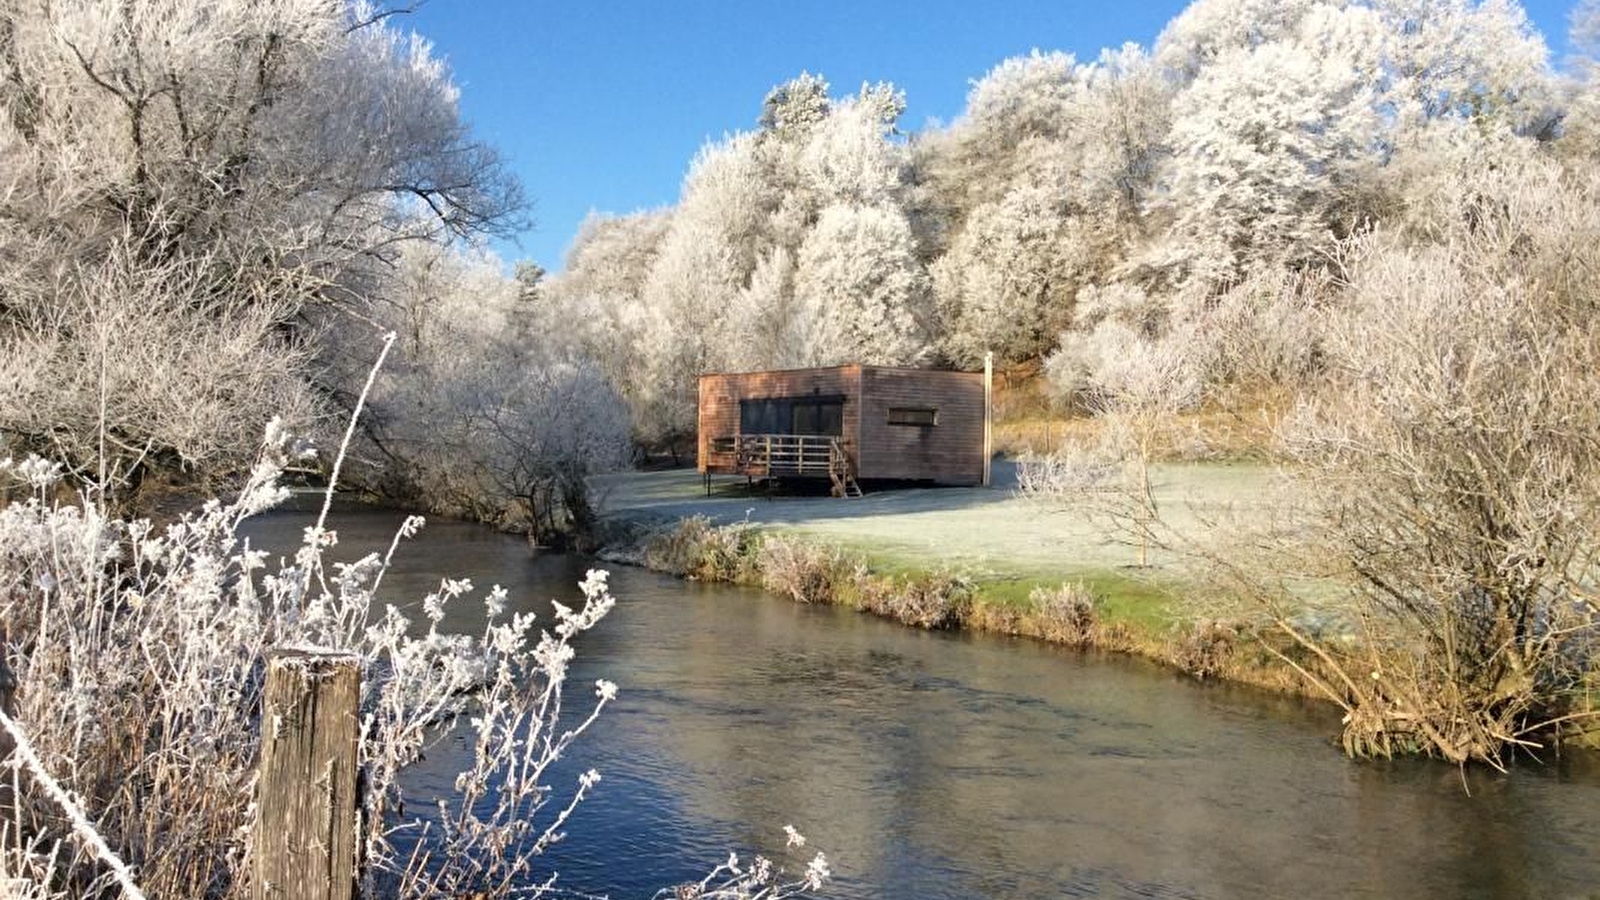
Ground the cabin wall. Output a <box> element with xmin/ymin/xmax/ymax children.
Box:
<box><xmin>855</xmin><ymin>368</ymin><xmax>985</xmax><ymax>484</ymax></box>
<box><xmin>698</xmin><ymin>366</ymin><xmax>862</xmax><ymax>474</ymax></box>
<box><xmin>697</xmin><ymin>377</ymin><xmax>740</xmax><ymax>474</ymax></box>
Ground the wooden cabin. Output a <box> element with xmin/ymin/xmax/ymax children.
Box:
<box><xmin>697</xmin><ymin>363</ymin><xmax>990</xmax><ymax>496</ymax></box>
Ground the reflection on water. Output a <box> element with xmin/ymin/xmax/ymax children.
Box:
<box><xmin>245</xmin><ymin>505</ymin><xmax>1600</xmax><ymax>900</ymax></box>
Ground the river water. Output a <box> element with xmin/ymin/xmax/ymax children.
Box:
<box><xmin>246</xmin><ymin>505</ymin><xmax>1600</xmax><ymax>900</ymax></box>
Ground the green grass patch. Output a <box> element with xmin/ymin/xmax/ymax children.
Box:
<box><xmin>758</xmin><ymin>526</ymin><xmax>1181</xmax><ymax>639</ymax></box>
<box><xmin>668</xmin><ymin>518</ymin><xmax>1184</xmax><ymax>637</ymax></box>
<box><xmin>971</xmin><ymin>570</ymin><xmax>1176</xmax><ymax>638</ymax></box>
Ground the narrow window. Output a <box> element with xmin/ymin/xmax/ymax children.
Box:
<box><xmin>887</xmin><ymin>407</ymin><xmax>937</xmax><ymax>426</ymax></box>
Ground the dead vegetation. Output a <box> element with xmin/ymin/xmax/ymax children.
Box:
<box><xmin>993</xmin><ymin>374</ymin><xmax>1295</xmax><ymax>464</ymax></box>
<box><xmin>633</xmin><ymin>521</ymin><xmax>1280</xmax><ymax>685</ymax></box>
<box><xmin>1190</xmin><ymin>162</ymin><xmax>1600</xmax><ymax>766</ymax></box>
<box><xmin>1027</xmin><ymin>582</ymin><xmax>1099</xmax><ymax>647</ymax></box>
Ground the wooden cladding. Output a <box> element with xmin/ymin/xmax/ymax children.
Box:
<box><xmin>699</xmin><ymin>364</ymin><xmax>985</xmax><ymax>486</ymax></box>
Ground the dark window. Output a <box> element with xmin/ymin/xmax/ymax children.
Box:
<box><xmin>887</xmin><ymin>407</ymin><xmax>937</xmax><ymax>426</ymax></box>
<box><xmin>740</xmin><ymin>396</ymin><xmax>844</xmax><ymax>436</ymax></box>
<box><xmin>740</xmin><ymin>399</ymin><xmax>783</xmax><ymax>434</ymax></box>
<box><xmin>791</xmin><ymin>399</ymin><xmax>844</xmax><ymax>436</ymax></box>
<box><xmin>817</xmin><ymin>401</ymin><xmax>843</xmax><ymax>436</ymax></box>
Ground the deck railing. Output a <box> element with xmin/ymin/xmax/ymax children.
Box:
<box><xmin>708</xmin><ymin>433</ymin><xmax>838</xmax><ymax>476</ymax></box>
<box><xmin>710</xmin><ymin>433</ymin><xmax>861</xmax><ymax>497</ymax></box>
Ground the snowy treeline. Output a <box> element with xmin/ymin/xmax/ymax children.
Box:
<box><xmin>546</xmin><ymin>0</ymin><xmax>1599</xmax><ymax>449</ymax></box>
<box><xmin>4</xmin><ymin>0</ymin><xmax>1598</xmax><ymax>530</ymax></box>
<box><xmin>0</xmin><ymin>0</ymin><xmax>630</xmax><ymax>532</ymax></box>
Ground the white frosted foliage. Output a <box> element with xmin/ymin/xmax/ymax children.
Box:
<box><xmin>791</xmin><ymin>204</ymin><xmax>928</xmax><ymax>367</ymax></box>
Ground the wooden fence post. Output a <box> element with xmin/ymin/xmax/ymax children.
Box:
<box><xmin>252</xmin><ymin>649</ymin><xmax>361</xmax><ymax>900</ymax></box>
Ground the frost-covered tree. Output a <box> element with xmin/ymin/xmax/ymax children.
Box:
<box><xmin>920</xmin><ymin>52</ymin><xmax>1086</xmax><ymax>366</ymax></box>
<box><xmin>0</xmin><ymin>0</ymin><xmax>521</xmax><ymax>499</ymax></box>
<box><xmin>917</xmin><ymin>51</ymin><xmax>1085</xmax><ymax>218</ymax></box>
<box><xmin>375</xmin><ymin>243</ymin><xmax>631</xmax><ymax>542</ymax></box>
<box><xmin>1075</xmin><ymin>44</ymin><xmax>1173</xmax><ymax>231</ymax></box>
<box><xmin>588</xmin><ymin>75</ymin><xmax>924</xmax><ymax>448</ymax></box>
<box><xmin>542</xmin><ymin>209</ymin><xmax>673</xmax><ymax>381</ymax></box>
<box><xmin>919</xmin><ymin>46</ymin><xmax>1169</xmax><ymax>367</ymax></box>
<box><xmin>556</xmin><ymin>211</ymin><xmax>675</xmax><ymax>309</ymax></box>
<box><xmin>791</xmin><ymin>203</ymin><xmax>928</xmax><ymax>366</ymax></box>
<box><xmin>720</xmin><ymin>247</ymin><xmax>801</xmax><ymax>371</ymax></box>
<box><xmin>1369</xmin><ymin>115</ymin><xmax>1548</xmax><ymax>241</ymax></box>
<box><xmin>636</xmin><ymin>147</ymin><xmax>757</xmax><ymax>448</ymax></box>
<box><xmin>1559</xmin><ymin>0</ymin><xmax>1600</xmax><ymax>161</ymax></box>
<box><xmin>932</xmin><ymin>183</ymin><xmax>1095</xmax><ymax>366</ymax></box>
<box><xmin>799</xmin><ymin>84</ymin><xmax>908</xmax><ymax>208</ymax></box>
<box><xmin>759</xmin><ymin>70</ymin><xmax>832</xmax><ymax>135</ymax></box>
<box><xmin>1371</xmin><ymin>0</ymin><xmax>1554</xmax><ymax>137</ymax></box>
<box><xmin>0</xmin><ymin>0</ymin><xmax>520</xmax><ymax>283</ymax></box>
<box><xmin>1150</xmin><ymin>0</ymin><xmax>1553</xmax><ymax>289</ymax></box>
<box><xmin>1158</xmin><ymin>4</ymin><xmax>1385</xmax><ymax>287</ymax></box>
<box><xmin>1153</xmin><ymin>0</ymin><xmax>1323</xmax><ymax>82</ymax></box>
<box><xmin>776</xmin><ymin>86</ymin><xmax>924</xmax><ymax>366</ymax></box>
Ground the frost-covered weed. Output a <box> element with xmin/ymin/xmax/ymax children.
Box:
<box><xmin>758</xmin><ymin>536</ymin><xmax>857</xmax><ymax>605</ymax></box>
<box><xmin>644</xmin><ymin>516</ymin><xmax>763</xmax><ymax>582</ymax></box>
<box><xmin>1030</xmin><ymin>582</ymin><xmax>1100</xmax><ymax>647</ymax></box>
<box><xmin>1169</xmin><ymin>619</ymin><xmax>1242</xmax><ymax>681</ymax></box>
<box><xmin>857</xmin><ymin>571</ymin><xmax>974</xmax><ymax>630</ymax></box>
<box><xmin>1014</xmin><ymin>440</ymin><xmax>1120</xmax><ymax>497</ymax></box>
<box><xmin>642</xmin><ymin>516</ymin><xmax>720</xmax><ymax>576</ymax></box>
<box><xmin>0</xmin><ymin>426</ymin><xmax>829</xmax><ymax>899</ymax></box>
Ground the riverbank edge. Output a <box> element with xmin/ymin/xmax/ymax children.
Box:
<box><xmin>595</xmin><ymin>512</ymin><xmax>1326</xmax><ymax>701</ymax></box>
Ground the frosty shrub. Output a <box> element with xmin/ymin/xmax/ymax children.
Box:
<box><xmin>1042</xmin><ymin>306</ymin><xmax>1199</xmax><ymax>419</ymax></box>
<box><xmin>0</xmin><ymin>428</ymin><xmax>829</xmax><ymax>898</ymax></box>
<box><xmin>1035</xmin><ymin>322</ymin><xmax>1201</xmax><ymax>567</ymax></box>
<box><xmin>758</xmin><ymin>535</ymin><xmax>858</xmax><ymax>605</ymax></box>
<box><xmin>1029</xmin><ymin>582</ymin><xmax>1101</xmax><ymax>647</ymax></box>
<box><xmin>0</xmin><ymin>239</ymin><xmax>322</xmax><ymax>505</ymax></box>
<box><xmin>1241</xmin><ymin>159</ymin><xmax>1600</xmax><ymax>764</ymax></box>
<box><xmin>857</xmin><ymin>571</ymin><xmax>974</xmax><ymax>630</ymax></box>
<box><xmin>1014</xmin><ymin>439</ymin><xmax>1120</xmax><ymax>497</ymax></box>
<box><xmin>361</xmin><ymin>243</ymin><xmax>633</xmax><ymax>544</ymax></box>
<box><xmin>642</xmin><ymin>516</ymin><xmax>764</xmax><ymax>583</ymax></box>
<box><xmin>641</xmin><ymin>516</ymin><xmax>720</xmax><ymax>577</ymax></box>
<box><xmin>1171</xmin><ymin>268</ymin><xmax>1328</xmax><ymax>390</ymax></box>
<box><xmin>1169</xmin><ymin>619</ymin><xmax>1242</xmax><ymax>681</ymax></box>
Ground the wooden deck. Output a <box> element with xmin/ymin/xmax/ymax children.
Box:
<box><xmin>709</xmin><ymin>434</ymin><xmax>862</xmax><ymax>497</ymax></box>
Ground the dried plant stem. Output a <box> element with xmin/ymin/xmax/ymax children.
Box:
<box><xmin>0</xmin><ymin>708</ymin><xmax>147</xmax><ymax>900</ymax></box>
<box><xmin>314</xmin><ymin>330</ymin><xmax>398</xmax><ymax>540</ymax></box>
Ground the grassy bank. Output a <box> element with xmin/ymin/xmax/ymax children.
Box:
<box><xmin>592</xmin><ymin>452</ymin><xmax>1600</xmax><ymax>760</ymax></box>
<box><xmin>599</xmin><ymin>513</ymin><xmax>1319</xmax><ymax>697</ymax></box>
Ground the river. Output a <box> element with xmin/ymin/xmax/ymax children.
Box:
<box><xmin>245</xmin><ymin>504</ymin><xmax>1600</xmax><ymax>900</ymax></box>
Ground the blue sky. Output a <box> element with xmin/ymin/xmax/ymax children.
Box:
<box><xmin>407</xmin><ymin>1</ymin><xmax>1585</xmax><ymax>272</ymax></box>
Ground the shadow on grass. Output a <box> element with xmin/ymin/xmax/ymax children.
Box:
<box><xmin>591</xmin><ymin>458</ymin><xmax>1025</xmax><ymax>529</ymax></box>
